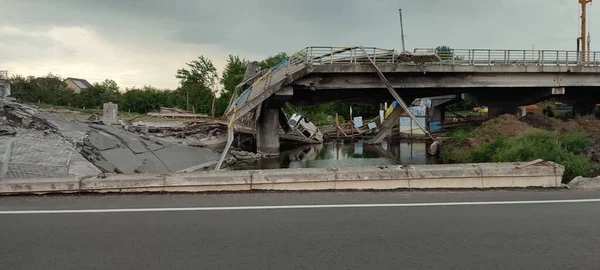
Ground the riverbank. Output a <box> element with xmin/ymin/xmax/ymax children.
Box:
<box><xmin>441</xmin><ymin>114</ymin><xmax>600</xmax><ymax>182</ymax></box>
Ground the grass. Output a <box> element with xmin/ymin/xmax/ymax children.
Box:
<box><xmin>442</xmin><ymin>128</ymin><xmax>595</xmax><ymax>182</ymax></box>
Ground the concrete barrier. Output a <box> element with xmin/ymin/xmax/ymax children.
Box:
<box><xmin>0</xmin><ymin>162</ymin><xmax>565</xmax><ymax>195</ymax></box>
<box><xmin>164</xmin><ymin>170</ymin><xmax>252</xmax><ymax>192</ymax></box>
<box><xmin>0</xmin><ymin>176</ymin><xmax>80</xmax><ymax>194</ymax></box>
<box><xmin>80</xmin><ymin>174</ymin><xmax>166</xmax><ymax>193</ymax></box>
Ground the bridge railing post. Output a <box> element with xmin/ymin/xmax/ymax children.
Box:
<box><xmin>451</xmin><ymin>49</ymin><xmax>455</xmax><ymax>65</ymax></box>
<box><xmin>523</xmin><ymin>50</ymin><xmax>526</xmax><ymax>65</ymax></box>
<box><xmin>488</xmin><ymin>50</ymin><xmax>491</xmax><ymax>65</ymax></box>
<box><xmin>556</xmin><ymin>51</ymin><xmax>559</xmax><ymax>66</ymax></box>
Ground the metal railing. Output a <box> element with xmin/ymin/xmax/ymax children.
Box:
<box><xmin>414</xmin><ymin>48</ymin><xmax>600</xmax><ymax>66</ymax></box>
<box><xmin>0</xmin><ymin>141</ymin><xmax>72</xmax><ymax>179</ymax></box>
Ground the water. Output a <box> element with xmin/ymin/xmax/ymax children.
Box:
<box><xmin>231</xmin><ymin>140</ymin><xmax>439</xmax><ymax>170</ymax></box>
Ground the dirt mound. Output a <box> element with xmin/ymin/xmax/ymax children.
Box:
<box><xmin>520</xmin><ymin>114</ymin><xmax>563</xmax><ymax>130</ymax></box>
<box><xmin>574</xmin><ymin>119</ymin><xmax>600</xmax><ymax>135</ymax></box>
<box><xmin>476</xmin><ymin>114</ymin><xmax>532</xmax><ymax>142</ymax></box>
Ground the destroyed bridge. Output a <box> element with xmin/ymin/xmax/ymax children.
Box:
<box><xmin>225</xmin><ymin>46</ymin><xmax>600</xmax><ymax>155</ymax></box>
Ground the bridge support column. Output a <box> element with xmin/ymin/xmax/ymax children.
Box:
<box><xmin>257</xmin><ymin>105</ymin><xmax>280</xmax><ymax>156</ymax></box>
<box><xmin>428</xmin><ymin>95</ymin><xmax>460</xmax><ymax>122</ymax></box>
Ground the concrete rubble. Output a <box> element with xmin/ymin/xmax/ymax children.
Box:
<box><xmin>79</xmin><ymin>124</ymin><xmax>221</xmax><ymax>174</ymax></box>
<box><xmin>567</xmin><ymin>176</ymin><xmax>600</xmax><ymax>189</ymax></box>
<box><xmin>128</xmin><ymin>121</ymin><xmax>228</xmax><ymax>148</ymax></box>
<box><xmin>0</xmin><ymin>99</ymin><xmax>101</xmax><ymax>177</ymax></box>
<box><xmin>147</xmin><ymin>107</ymin><xmax>212</xmax><ymax>119</ymax></box>
<box><xmin>0</xmin><ymin>99</ymin><xmax>227</xmax><ymax>178</ymax></box>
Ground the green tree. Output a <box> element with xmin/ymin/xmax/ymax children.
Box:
<box><xmin>120</xmin><ymin>86</ymin><xmax>173</xmax><ymax>113</ymax></box>
<box><xmin>176</xmin><ymin>55</ymin><xmax>218</xmax><ymax>114</ymax></box>
<box><xmin>215</xmin><ymin>55</ymin><xmax>247</xmax><ymax>116</ymax></box>
<box><xmin>78</xmin><ymin>79</ymin><xmax>121</xmax><ymax>108</ymax></box>
<box><xmin>9</xmin><ymin>74</ymin><xmax>76</xmax><ymax>106</ymax></box>
<box><xmin>259</xmin><ymin>52</ymin><xmax>288</xmax><ymax>70</ymax></box>
<box><xmin>435</xmin><ymin>45</ymin><xmax>464</xmax><ymax>61</ymax></box>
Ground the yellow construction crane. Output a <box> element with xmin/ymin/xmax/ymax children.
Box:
<box><xmin>580</xmin><ymin>0</ymin><xmax>592</xmax><ymax>61</ymax></box>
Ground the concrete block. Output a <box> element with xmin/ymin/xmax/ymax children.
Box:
<box><xmin>0</xmin><ymin>177</ymin><xmax>80</xmax><ymax>194</ymax></box>
<box><xmin>567</xmin><ymin>176</ymin><xmax>600</xmax><ymax>189</ymax></box>
<box><xmin>81</xmin><ymin>174</ymin><xmax>165</xmax><ymax>192</ymax></box>
<box><xmin>102</xmin><ymin>102</ymin><xmax>118</xmax><ymax>125</ymax></box>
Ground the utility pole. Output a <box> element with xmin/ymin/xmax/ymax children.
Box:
<box><xmin>580</xmin><ymin>0</ymin><xmax>592</xmax><ymax>62</ymax></box>
<box><xmin>399</xmin><ymin>9</ymin><xmax>406</xmax><ymax>52</ymax></box>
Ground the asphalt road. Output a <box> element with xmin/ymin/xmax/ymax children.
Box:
<box><xmin>1</xmin><ymin>190</ymin><xmax>600</xmax><ymax>270</ymax></box>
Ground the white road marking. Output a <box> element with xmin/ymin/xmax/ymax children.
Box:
<box><xmin>1</xmin><ymin>198</ymin><xmax>600</xmax><ymax>215</ymax></box>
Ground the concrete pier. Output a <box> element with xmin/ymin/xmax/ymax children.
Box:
<box><xmin>256</xmin><ymin>105</ymin><xmax>280</xmax><ymax>156</ymax></box>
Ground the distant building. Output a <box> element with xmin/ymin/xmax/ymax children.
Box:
<box><xmin>64</xmin><ymin>77</ymin><xmax>93</xmax><ymax>93</ymax></box>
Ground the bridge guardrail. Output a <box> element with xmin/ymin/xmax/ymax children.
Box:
<box><xmin>414</xmin><ymin>48</ymin><xmax>600</xmax><ymax>66</ymax></box>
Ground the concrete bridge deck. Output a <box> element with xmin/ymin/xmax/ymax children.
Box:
<box><xmin>225</xmin><ymin>46</ymin><xmax>600</xmax><ymax>154</ymax></box>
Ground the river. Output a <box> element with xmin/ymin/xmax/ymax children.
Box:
<box><xmin>231</xmin><ymin>140</ymin><xmax>439</xmax><ymax>170</ymax></box>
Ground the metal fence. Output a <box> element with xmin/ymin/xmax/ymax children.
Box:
<box><xmin>0</xmin><ymin>141</ymin><xmax>72</xmax><ymax>179</ymax></box>
<box><xmin>414</xmin><ymin>48</ymin><xmax>600</xmax><ymax>66</ymax></box>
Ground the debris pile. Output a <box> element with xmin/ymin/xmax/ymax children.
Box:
<box><xmin>129</xmin><ymin>121</ymin><xmax>228</xmax><ymax>147</ymax></box>
<box><xmin>230</xmin><ymin>150</ymin><xmax>263</xmax><ymax>160</ymax></box>
<box><xmin>147</xmin><ymin>107</ymin><xmax>212</xmax><ymax>119</ymax></box>
<box><xmin>80</xmin><ymin>125</ymin><xmax>220</xmax><ymax>173</ymax></box>
<box><xmin>0</xmin><ymin>99</ymin><xmax>102</xmax><ymax>177</ymax></box>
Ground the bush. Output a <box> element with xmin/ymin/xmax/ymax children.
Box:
<box><xmin>449</xmin><ymin>129</ymin><xmax>476</xmax><ymax>141</ymax></box>
<box><xmin>467</xmin><ymin>130</ymin><xmax>594</xmax><ymax>182</ymax></box>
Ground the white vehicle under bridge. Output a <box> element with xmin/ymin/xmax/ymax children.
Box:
<box><xmin>287</xmin><ymin>113</ymin><xmax>324</xmax><ymax>143</ymax></box>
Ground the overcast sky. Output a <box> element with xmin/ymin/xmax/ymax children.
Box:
<box><xmin>0</xmin><ymin>0</ymin><xmax>596</xmax><ymax>89</ymax></box>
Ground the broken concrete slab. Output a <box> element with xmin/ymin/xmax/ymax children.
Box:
<box><xmin>153</xmin><ymin>145</ymin><xmax>220</xmax><ymax>172</ymax></box>
<box><xmin>94</xmin><ymin>160</ymin><xmax>117</xmax><ymax>173</ymax></box>
<box><xmin>125</xmin><ymin>139</ymin><xmax>150</xmax><ymax>154</ymax></box>
<box><xmin>134</xmin><ymin>152</ymin><xmax>169</xmax><ymax>173</ymax></box>
<box><xmin>100</xmin><ymin>148</ymin><xmax>140</xmax><ymax>174</ymax></box>
<box><xmin>89</xmin><ymin>130</ymin><xmax>119</xmax><ymax>151</ymax></box>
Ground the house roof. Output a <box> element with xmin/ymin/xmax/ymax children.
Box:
<box><xmin>65</xmin><ymin>77</ymin><xmax>93</xmax><ymax>89</ymax></box>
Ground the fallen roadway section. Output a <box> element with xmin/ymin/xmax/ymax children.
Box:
<box><xmin>0</xmin><ymin>162</ymin><xmax>565</xmax><ymax>195</ymax></box>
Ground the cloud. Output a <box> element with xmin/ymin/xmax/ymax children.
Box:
<box><xmin>0</xmin><ymin>0</ymin><xmax>597</xmax><ymax>89</ymax></box>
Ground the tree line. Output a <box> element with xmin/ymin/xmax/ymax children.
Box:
<box><xmin>9</xmin><ymin>46</ymin><xmax>454</xmax><ymax>121</ymax></box>
<box><xmin>8</xmin><ymin>53</ymin><xmax>288</xmax><ymax>117</ymax></box>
